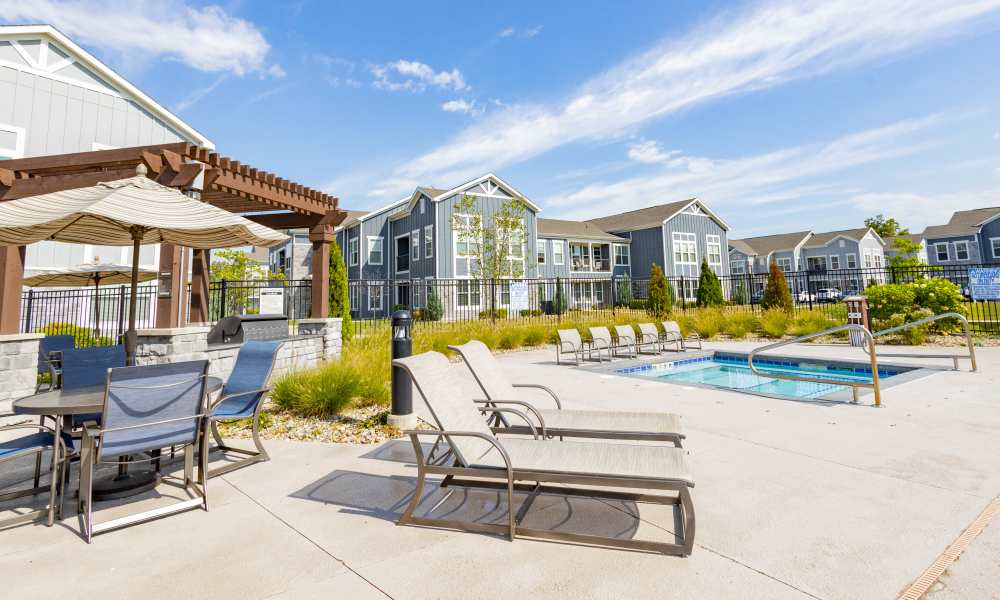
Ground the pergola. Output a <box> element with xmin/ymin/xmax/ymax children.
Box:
<box><xmin>0</xmin><ymin>143</ymin><xmax>346</xmax><ymax>334</ymax></box>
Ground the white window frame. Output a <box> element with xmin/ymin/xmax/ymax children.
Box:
<box><xmin>394</xmin><ymin>233</ymin><xmax>411</xmax><ymax>274</ymax></box>
<box><xmin>552</xmin><ymin>241</ymin><xmax>565</xmax><ymax>265</ymax></box>
<box><xmin>536</xmin><ymin>240</ymin><xmax>546</xmax><ymax>264</ymax></box>
<box><xmin>730</xmin><ymin>261</ymin><xmax>745</xmax><ymax>275</ymax></box>
<box><xmin>613</xmin><ymin>243</ymin><xmax>630</xmax><ymax>266</ymax></box>
<box><xmin>347</xmin><ymin>237</ymin><xmax>359</xmax><ymax>267</ymax></box>
<box><xmin>423</xmin><ymin>225</ymin><xmax>434</xmax><ymax>259</ymax></box>
<box><xmin>0</xmin><ymin>123</ymin><xmax>26</xmax><ymax>159</ymax></box>
<box><xmin>569</xmin><ymin>242</ymin><xmax>592</xmax><ymax>272</ymax></box>
<box><xmin>456</xmin><ymin>280</ymin><xmax>481</xmax><ymax>308</ymax></box>
<box><xmin>776</xmin><ymin>257</ymin><xmax>792</xmax><ymax>272</ymax></box>
<box><xmin>991</xmin><ymin>237</ymin><xmax>1000</xmax><ymax>259</ymax></box>
<box><xmin>706</xmin><ymin>235</ymin><xmax>722</xmax><ymax>268</ymax></box>
<box><xmin>505</xmin><ymin>221</ymin><xmax>525</xmax><ymax>276</ymax></box>
<box><xmin>349</xmin><ymin>284</ymin><xmax>360</xmax><ymax>313</ymax></box>
<box><xmin>829</xmin><ymin>255</ymin><xmax>840</xmax><ymax>270</ymax></box>
<box><xmin>846</xmin><ymin>253</ymin><xmax>858</xmax><ymax>269</ymax></box>
<box><xmin>954</xmin><ymin>240</ymin><xmax>970</xmax><ymax>261</ymax></box>
<box><xmin>411</xmin><ymin>229</ymin><xmax>420</xmax><ymax>262</ymax></box>
<box><xmin>366</xmin><ymin>236</ymin><xmax>383</xmax><ymax>265</ymax></box>
<box><xmin>419</xmin><ymin>197</ymin><xmax>425</xmax><ymax>214</ymax></box>
<box><xmin>934</xmin><ymin>242</ymin><xmax>949</xmax><ymax>262</ymax></box>
<box><xmin>368</xmin><ymin>283</ymin><xmax>384</xmax><ymax>311</ymax></box>
<box><xmin>806</xmin><ymin>256</ymin><xmax>826</xmax><ymax>271</ymax></box>
<box><xmin>671</xmin><ymin>232</ymin><xmax>697</xmax><ymax>267</ymax></box>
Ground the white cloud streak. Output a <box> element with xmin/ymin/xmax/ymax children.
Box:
<box><xmin>371</xmin><ymin>60</ymin><xmax>468</xmax><ymax>92</ymax></box>
<box><xmin>371</xmin><ymin>0</ymin><xmax>1000</xmax><ymax>199</ymax></box>
<box><xmin>174</xmin><ymin>74</ymin><xmax>228</xmax><ymax>113</ymax></box>
<box><xmin>442</xmin><ymin>98</ymin><xmax>484</xmax><ymax>116</ymax></box>
<box><xmin>0</xmin><ymin>0</ymin><xmax>282</xmax><ymax>77</ymax></box>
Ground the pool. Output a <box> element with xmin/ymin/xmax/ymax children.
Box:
<box><xmin>616</xmin><ymin>352</ymin><xmax>918</xmax><ymax>400</ymax></box>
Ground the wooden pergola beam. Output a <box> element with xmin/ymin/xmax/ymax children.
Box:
<box><xmin>0</xmin><ymin>167</ymin><xmax>139</xmax><ymax>201</ymax></box>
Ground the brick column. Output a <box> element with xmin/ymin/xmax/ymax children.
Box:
<box><xmin>189</xmin><ymin>248</ymin><xmax>211</xmax><ymax>324</ymax></box>
<box><xmin>0</xmin><ymin>245</ymin><xmax>26</xmax><ymax>334</ymax></box>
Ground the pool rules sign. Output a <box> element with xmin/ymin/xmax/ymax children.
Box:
<box><xmin>969</xmin><ymin>267</ymin><xmax>1000</xmax><ymax>301</ymax></box>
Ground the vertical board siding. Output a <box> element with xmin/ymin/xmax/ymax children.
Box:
<box><xmin>662</xmin><ymin>212</ymin><xmax>730</xmax><ymax>278</ymax></box>
<box><xmin>623</xmin><ymin>227</ymin><xmax>664</xmax><ymax>279</ymax></box>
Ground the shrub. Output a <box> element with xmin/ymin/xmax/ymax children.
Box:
<box><xmin>550</xmin><ymin>284</ymin><xmax>568</xmax><ymax>315</ymax></box>
<box><xmin>615</xmin><ymin>275</ymin><xmax>634</xmax><ymax>306</ymax></box>
<box><xmin>867</xmin><ymin>278</ymin><xmax>964</xmax><ymax>333</ymax></box>
<box><xmin>788</xmin><ymin>310</ymin><xmax>838</xmax><ymax>337</ymax></box>
<box><xmin>761</xmin><ymin>262</ymin><xmax>793</xmax><ymax>312</ymax></box>
<box><xmin>759</xmin><ymin>309</ymin><xmax>790</xmax><ymax>338</ymax></box>
<box><xmin>647</xmin><ymin>263</ymin><xmax>673</xmax><ymax>317</ymax></box>
<box><xmin>628</xmin><ymin>299</ymin><xmax>648</xmax><ymax>310</ymax></box>
<box><xmin>479</xmin><ymin>308</ymin><xmax>508</xmax><ymax>320</ymax></box>
<box><xmin>696</xmin><ymin>259</ymin><xmax>725</xmax><ymax>307</ymax></box>
<box><xmin>424</xmin><ymin>288</ymin><xmax>443</xmax><ymax>321</ymax></box>
<box><xmin>34</xmin><ymin>322</ymin><xmax>112</xmax><ymax>348</ymax></box>
<box><xmin>689</xmin><ymin>308</ymin><xmax>725</xmax><ymax>338</ymax></box>
<box><xmin>723</xmin><ymin>312</ymin><xmax>758</xmax><ymax>339</ymax></box>
<box><xmin>521</xmin><ymin>325</ymin><xmax>547</xmax><ymax>347</ymax></box>
<box><xmin>909</xmin><ymin>278</ymin><xmax>964</xmax><ymax>318</ymax></box>
<box><xmin>327</xmin><ymin>237</ymin><xmax>352</xmax><ymax>341</ymax></box>
<box><xmin>732</xmin><ymin>283</ymin><xmax>748</xmax><ymax>305</ymax></box>
<box><xmin>866</xmin><ymin>284</ymin><xmax>915</xmax><ymax>322</ymax></box>
<box><xmin>518</xmin><ymin>309</ymin><xmax>543</xmax><ymax>317</ymax></box>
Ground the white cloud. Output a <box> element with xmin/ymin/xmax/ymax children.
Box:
<box><xmin>627</xmin><ymin>140</ymin><xmax>675</xmax><ymax>164</ymax></box>
<box><xmin>245</xmin><ymin>84</ymin><xmax>290</xmax><ymax>106</ymax></box>
<box><xmin>499</xmin><ymin>27</ymin><xmax>516</xmax><ymax>38</ymax></box>
<box><xmin>522</xmin><ymin>25</ymin><xmax>543</xmax><ymax>38</ymax></box>
<box><xmin>0</xmin><ymin>0</ymin><xmax>282</xmax><ymax>77</ymax></box>
<box><xmin>499</xmin><ymin>25</ymin><xmax>543</xmax><ymax>39</ymax></box>
<box><xmin>442</xmin><ymin>98</ymin><xmax>484</xmax><ymax>116</ymax></box>
<box><xmin>850</xmin><ymin>189</ymin><xmax>1000</xmax><ymax>229</ymax></box>
<box><xmin>174</xmin><ymin>75</ymin><xmax>228</xmax><ymax>113</ymax></box>
<box><xmin>371</xmin><ymin>0</ymin><xmax>1000</xmax><ymax>199</ymax></box>
<box><xmin>371</xmin><ymin>60</ymin><xmax>468</xmax><ymax>92</ymax></box>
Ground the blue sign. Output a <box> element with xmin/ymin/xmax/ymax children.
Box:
<box><xmin>969</xmin><ymin>267</ymin><xmax>1000</xmax><ymax>301</ymax></box>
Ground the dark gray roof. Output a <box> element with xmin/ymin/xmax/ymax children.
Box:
<box><xmin>805</xmin><ymin>228</ymin><xmax>874</xmax><ymax>247</ymax></box>
<box><xmin>336</xmin><ymin>210</ymin><xmax>371</xmax><ymax>229</ymax></box>
<box><xmin>586</xmin><ymin>198</ymin><xmax>696</xmax><ymax>232</ymax></box>
<box><xmin>416</xmin><ymin>186</ymin><xmax>448</xmax><ymax>199</ymax></box>
<box><xmin>537</xmin><ymin>218</ymin><xmax>628</xmax><ymax>242</ymax></box>
<box><xmin>729</xmin><ymin>231</ymin><xmax>811</xmax><ymax>256</ymax></box>
<box><xmin>924</xmin><ymin>207</ymin><xmax>1000</xmax><ymax>238</ymax></box>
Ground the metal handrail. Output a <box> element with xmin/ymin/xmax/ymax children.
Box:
<box><xmin>860</xmin><ymin>311</ymin><xmax>977</xmax><ymax>372</ymax></box>
<box><xmin>748</xmin><ymin>324</ymin><xmax>882</xmax><ymax>407</ymax></box>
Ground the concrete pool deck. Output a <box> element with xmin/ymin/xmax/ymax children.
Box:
<box><xmin>1</xmin><ymin>341</ymin><xmax>999</xmax><ymax>599</ymax></box>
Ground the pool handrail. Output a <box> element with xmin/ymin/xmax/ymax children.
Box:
<box><xmin>859</xmin><ymin>312</ymin><xmax>977</xmax><ymax>372</ymax></box>
<box><xmin>748</xmin><ymin>324</ymin><xmax>881</xmax><ymax>407</ymax></box>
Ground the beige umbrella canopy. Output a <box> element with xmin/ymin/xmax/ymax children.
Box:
<box><xmin>0</xmin><ymin>165</ymin><xmax>288</xmax><ymax>362</ymax></box>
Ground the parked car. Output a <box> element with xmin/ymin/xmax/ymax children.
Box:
<box><xmin>816</xmin><ymin>288</ymin><xmax>842</xmax><ymax>303</ymax></box>
<box><xmin>797</xmin><ymin>291</ymin><xmax>816</xmax><ymax>303</ymax></box>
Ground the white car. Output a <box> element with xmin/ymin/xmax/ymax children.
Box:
<box><xmin>797</xmin><ymin>291</ymin><xmax>816</xmax><ymax>303</ymax></box>
<box><xmin>816</xmin><ymin>288</ymin><xmax>843</xmax><ymax>303</ymax></box>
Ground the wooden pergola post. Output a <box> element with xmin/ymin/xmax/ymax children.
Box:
<box><xmin>155</xmin><ymin>243</ymin><xmax>184</xmax><ymax>328</ymax></box>
<box><xmin>189</xmin><ymin>248</ymin><xmax>211</xmax><ymax>324</ymax></box>
<box><xmin>0</xmin><ymin>245</ymin><xmax>25</xmax><ymax>334</ymax></box>
<box><xmin>309</xmin><ymin>223</ymin><xmax>334</xmax><ymax>319</ymax></box>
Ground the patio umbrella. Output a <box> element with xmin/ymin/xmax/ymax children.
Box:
<box><xmin>0</xmin><ymin>164</ymin><xmax>288</xmax><ymax>363</ymax></box>
<box><xmin>24</xmin><ymin>263</ymin><xmax>158</xmax><ymax>336</ymax></box>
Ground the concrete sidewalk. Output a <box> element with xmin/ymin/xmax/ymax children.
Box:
<box><xmin>2</xmin><ymin>342</ymin><xmax>999</xmax><ymax>599</ymax></box>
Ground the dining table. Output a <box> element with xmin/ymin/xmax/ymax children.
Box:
<box><xmin>12</xmin><ymin>376</ymin><xmax>223</xmax><ymax>501</ymax></box>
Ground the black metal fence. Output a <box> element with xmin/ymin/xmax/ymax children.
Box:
<box><xmin>207</xmin><ymin>279</ymin><xmax>312</xmax><ymax>322</ymax></box>
<box><xmin>19</xmin><ymin>284</ymin><xmax>157</xmax><ymax>344</ymax></box>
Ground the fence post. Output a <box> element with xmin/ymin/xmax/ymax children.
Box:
<box><xmin>611</xmin><ymin>274</ymin><xmax>616</xmax><ymax>317</ymax></box>
<box><xmin>23</xmin><ymin>289</ymin><xmax>34</xmax><ymax>333</ymax></box>
<box><xmin>679</xmin><ymin>276</ymin><xmax>686</xmax><ymax>312</ymax></box>
<box><xmin>491</xmin><ymin>278</ymin><xmax>497</xmax><ymax>324</ymax></box>
<box><xmin>116</xmin><ymin>285</ymin><xmax>126</xmax><ymax>340</ymax></box>
<box><xmin>805</xmin><ymin>271</ymin><xmax>813</xmax><ymax>310</ymax></box>
<box><xmin>219</xmin><ymin>279</ymin><xmax>228</xmax><ymax>318</ymax></box>
<box><xmin>556</xmin><ymin>276</ymin><xmax>562</xmax><ymax>324</ymax></box>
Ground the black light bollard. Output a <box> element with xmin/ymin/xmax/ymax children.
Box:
<box><xmin>389</xmin><ymin>309</ymin><xmax>416</xmax><ymax>429</ymax></box>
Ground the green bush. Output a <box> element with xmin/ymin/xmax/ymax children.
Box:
<box><xmin>647</xmin><ymin>263</ymin><xmax>673</xmax><ymax>317</ymax></box>
<box><xmin>696</xmin><ymin>259</ymin><xmax>725</xmax><ymax>307</ymax></box>
<box><xmin>34</xmin><ymin>322</ymin><xmax>113</xmax><ymax>348</ymax></box>
<box><xmin>518</xmin><ymin>309</ymin><xmax>543</xmax><ymax>317</ymax></box>
<box><xmin>732</xmin><ymin>283</ymin><xmax>749</xmax><ymax>305</ymax></box>
<box><xmin>867</xmin><ymin>278</ymin><xmax>964</xmax><ymax>333</ymax></box>
<box><xmin>327</xmin><ymin>237</ymin><xmax>352</xmax><ymax>341</ymax></box>
<box><xmin>788</xmin><ymin>310</ymin><xmax>838</xmax><ymax>337</ymax></box>
<box><xmin>424</xmin><ymin>288</ymin><xmax>443</xmax><ymax>321</ymax></box>
<box><xmin>550</xmin><ymin>284</ymin><xmax>568</xmax><ymax>315</ymax></box>
<box><xmin>759</xmin><ymin>309</ymin><xmax>790</xmax><ymax>338</ymax></box>
<box><xmin>762</xmin><ymin>262</ymin><xmax>793</xmax><ymax>312</ymax></box>
<box><xmin>479</xmin><ymin>308</ymin><xmax>508</xmax><ymax>320</ymax></box>
<box><xmin>615</xmin><ymin>275</ymin><xmax>634</xmax><ymax>306</ymax></box>
<box><xmin>866</xmin><ymin>283</ymin><xmax>916</xmax><ymax>322</ymax></box>
<box><xmin>723</xmin><ymin>312</ymin><xmax>758</xmax><ymax>339</ymax></box>
<box><xmin>909</xmin><ymin>278</ymin><xmax>964</xmax><ymax>318</ymax></box>
<box><xmin>628</xmin><ymin>299</ymin><xmax>648</xmax><ymax>310</ymax></box>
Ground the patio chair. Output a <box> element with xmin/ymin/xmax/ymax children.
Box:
<box><xmin>637</xmin><ymin>323</ymin><xmax>664</xmax><ymax>354</ymax></box>
<box><xmin>207</xmin><ymin>340</ymin><xmax>281</xmax><ymax>478</ymax></box>
<box><xmin>36</xmin><ymin>334</ymin><xmax>75</xmax><ymax>392</ymax></box>
<box><xmin>591</xmin><ymin>326</ymin><xmax>633</xmax><ymax>359</ymax></box>
<box><xmin>661</xmin><ymin>321</ymin><xmax>701</xmax><ymax>351</ymax></box>
<box><xmin>393</xmin><ymin>351</ymin><xmax>696</xmax><ymax>556</ymax></box>
<box><xmin>556</xmin><ymin>328</ymin><xmax>590</xmax><ymax>365</ymax></box>
<box><xmin>450</xmin><ymin>340</ymin><xmax>684</xmax><ymax>447</ymax></box>
<box><xmin>0</xmin><ymin>420</ymin><xmax>66</xmax><ymax>529</ymax></box>
<box><xmin>614</xmin><ymin>325</ymin><xmax>643</xmax><ymax>357</ymax></box>
<box><xmin>61</xmin><ymin>345</ymin><xmax>127</xmax><ymax>428</ymax></box>
<box><xmin>78</xmin><ymin>360</ymin><xmax>210</xmax><ymax>543</ymax></box>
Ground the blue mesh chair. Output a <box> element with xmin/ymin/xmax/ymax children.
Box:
<box><xmin>60</xmin><ymin>345</ymin><xmax>126</xmax><ymax>428</ymax></box>
<box><xmin>0</xmin><ymin>420</ymin><xmax>66</xmax><ymax>529</ymax></box>
<box><xmin>36</xmin><ymin>334</ymin><xmax>75</xmax><ymax>391</ymax></box>
<box><xmin>78</xmin><ymin>360</ymin><xmax>209</xmax><ymax>543</ymax></box>
<box><xmin>208</xmin><ymin>340</ymin><xmax>281</xmax><ymax>478</ymax></box>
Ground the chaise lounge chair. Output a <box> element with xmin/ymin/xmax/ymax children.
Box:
<box><xmin>635</xmin><ymin>324</ymin><xmax>663</xmax><ymax>355</ymax></box>
<box><xmin>450</xmin><ymin>340</ymin><xmax>684</xmax><ymax>447</ymax></box>
<box><xmin>590</xmin><ymin>326</ymin><xmax>633</xmax><ymax>359</ymax></box>
<box><xmin>662</xmin><ymin>321</ymin><xmax>702</xmax><ymax>351</ymax></box>
<box><xmin>556</xmin><ymin>328</ymin><xmax>591</xmax><ymax>365</ymax></box>
<box><xmin>393</xmin><ymin>351</ymin><xmax>696</xmax><ymax>556</ymax></box>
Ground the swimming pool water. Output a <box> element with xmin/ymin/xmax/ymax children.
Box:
<box><xmin>617</xmin><ymin>353</ymin><xmax>908</xmax><ymax>399</ymax></box>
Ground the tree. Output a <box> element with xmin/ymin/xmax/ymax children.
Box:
<box><xmin>424</xmin><ymin>286</ymin><xmax>443</xmax><ymax>321</ymax></box>
<box><xmin>647</xmin><ymin>263</ymin><xmax>674</xmax><ymax>317</ymax></box>
<box><xmin>210</xmin><ymin>248</ymin><xmax>273</xmax><ymax>282</ymax></box>
<box><xmin>761</xmin><ymin>261</ymin><xmax>793</xmax><ymax>312</ymax></box>
<box><xmin>864</xmin><ymin>214</ymin><xmax>909</xmax><ymax>238</ymax></box>
<box><xmin>327</xmin><ymin>238</ymin><xmax>352</xmax><ymax>341</ymax></box>
<box><xmin>888</xmin><ymin>237</ymin><xmax>925</xmax><ymax>269</ymax></box>
<box><xmin>452</xmin><ymin>194</ymin><xmax>529</xmax><ymax>279</ymax></box>
<box><xmin>733</xmin><ymin>282</ymin><xmax>748</xmax><ymax>305</ymax></box>
<box><xmin>695</xmin><ymin>258</ymin><xmax>725</xmax><ymax>307</ymax></box>
<box><xmin>615</xmin><ymin>274</ymin><xmax>634</xmax><ymax>306</ymax></box>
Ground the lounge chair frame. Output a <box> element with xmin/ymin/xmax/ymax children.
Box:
<box><xmin>637</xmin><ymin>323</ymin><xmax>664</xmax><ymax>354</ymax></box>
<box><xmin>661</xmin><ymin>321</ymin><xmax>701</xmax><ymax>351</ymax></box>
<box><xmin>590</xmin><ymin>326</ymin><xmax>632</xmax><ymax>360</ymax></box>
<box><xmin>556</xmin><ymin>329</ymin><xmax>594</xmax><ymax>365</ymax></box>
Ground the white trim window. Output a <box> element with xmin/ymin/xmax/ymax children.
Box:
<box><xmin>671</xmin><ymin>232</ymin><xmax>697</xmax><ymax>266</ymax></box>
<box><xmin>0</xmin><ymin>123</ymin><xmax>26</xmax><ymax>159</ymax></box>
<box><xmin>954</xmin><ymin>240</ymin><xmax>970</xmax><ymax>261</ymax></box>
<box><xmin>706</xmin><ymin>235</ymin><xmax>722</xmax><ymax>267</ymax></box>
<box><xmin>829</xmin><ymin>255</ymin><xmax>840</xmax><ymax>270</ymax></box>
<box><xmin>506</xmin><ymin>224</ymin><xmax>525</xmax><ymax>275</ymax></box>
<box><xmin>806</xmin><ymin>256</ymin><xmax>826</xmax><ymax>272</ymax></box>
<box><xmin>570</xmin><ymin>243</ymin><xmax>592</xmax><ymax>272</ymax></box>
<box><xmin>347</xmin><ymin>237</ymin><xmax>359</xmax><ymax>267</ymax></box>
<box><xmin>349</xmin><ymin>284</ymin><xmax>360</xmax><ymax>313</ymax></box>
<box><xmin>395</xmin><ymin>233</ymin><xmax>411</xmax><ymax>274</ymax></box>
<box><xmin>776</xmin><ymin>257</ymin><xmax>792</xmax><ymax>272</ymax></box>
<box><xmin>454</xmin><ymin>214</ymin><xmax>480</xmax><ymax>277</ymax></box>
<box><xmin>424</xmin><ymin>225</ymin><xmax>434</xmax><ymax>259</ymax></box>
<box><xmin>368</xmin><ymin>283</ymin><xmax>384</xmax><ymax>312</ymax></box>
<box><xmin>411</xmin><ymin>229</ymin><xmax>420</xmax><ymax>262</ymax></box>
<box><xmin>456</xmin><ymin>280</ymin><xmax>481</xmax><ymax>308</ymax></box>
<box><xmin>991</xmin><ymin>237</ymin><xmax>1000</xmax><ymax>259</ymax></box>
<box><xmin>613</xmin><ymin>244</ymin><xmax>630</xmax><ymax>266</ymax></box>
<box><xmin>863</xmin><ymin>252</ymin><xmax>873</xmax><ymax>268</ymax></box>
<box><xmin>366</xmin><ymin>236</ymin><xmax>383</xmax><ymax>265</ymax></box>
<box><xmin>934</xmin><ymin>242</ymin><xmax>949</xmax><ymax>262</ymax></box>
<box><xmin>552</xmin><ymin>241</ymin><xmax>565</xmax><ymax>266</ymax></box>
<box><xmin>730</xmin><ymin>260</ymin><xmax>745</xmax><ymax>275</ymax></box>
<box><xmin>846</xmin><ymin>253</ymin><xmax>858</xmax><ymax>269</ymax></box>
<box><xmin>536</xmin><ymin>240</ymin><xmax>546</xmax><ymax>265</ymax></box>
<box><xmin>872</xmin><ymin>253</ymin><xmax>883</xmax><ymax>268</ymax></box>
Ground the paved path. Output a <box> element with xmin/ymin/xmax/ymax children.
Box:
<box><xmin>2</xmin><ymin>342</ymin><xmax>999</xmax><ymax>599</ymax></box>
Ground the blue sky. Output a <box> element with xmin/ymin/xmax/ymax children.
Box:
<box><xmin>3</xmin><ymin>0</ymin><xmax>1000</xmax><ymax>237</ymax></box>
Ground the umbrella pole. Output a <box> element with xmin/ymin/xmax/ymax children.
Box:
<box><xmin>92</xmin><ymin>274</ymin><xmax>102</xmax><ymax>338</ymax></box>
<box><xmin>125</xmin><ymin>228</ymin><xmax>143</xmax><ymax>365</ymax></box>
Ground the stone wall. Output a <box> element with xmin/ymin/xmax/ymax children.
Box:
<box><xmin>0</xmin><ymin>333</ymin><xmax>42</xmax><ymax>412</ymax></box>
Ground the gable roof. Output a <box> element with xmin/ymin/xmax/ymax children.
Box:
<box><xmin>391</xmin><ymin>173</ymin><xmax>541</xmax><ymax>221</ymax></box>
<box><xmin>537</xmin><ymin>218</ymin><xmax>628</xmax><ymax>242</ymax></box>
<box><xmin>334</xmin><ymin>210</ymin><xmax>370</xmax><ymax>230</ymax></box>
<box><xmin>805</xmin><ymin>227</ymin><xmax>878</xmax><ymax>247</ymax></box>
<box><xmin>924</xmin><ymin>207</ymin><xmax>1000</xmax><ymax>238</ymax></box>
<box><xmin>586</xmin><ymin>198</ymin><xmax>729</xmax><ymax>232</ymax></box>
<box><xmin>728</xmin><ymin>239</ymin><xmax>757</xmax><ymax>256</ymax></box>
<box><xmin>729</xmin><ymin>231</ymin><xmax>811</xmax><ymax>257</ymax></box>
<box><xmin>0</xmin><ymin>24</ymin><xmax>213</xmax><ymax>149</ymax></box>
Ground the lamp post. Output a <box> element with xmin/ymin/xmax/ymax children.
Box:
<box><xmin>389</xmin><ymin>309</ymin><xmax>416</xmax><ymax>429</ymax></box>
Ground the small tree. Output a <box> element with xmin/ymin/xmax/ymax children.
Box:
<box><xmin>695</xmin><ymin>258</ymin><xmax>725</xmax><ymax>307</ymax></box>
<box><xmin>452</xmin><ymin>194</ymin><xmax>529</xmax><ymax>279</ymax></box>
<box><xmin>616</xmin><ymin>274</ymin><xmax>634</xmax><ymax>306</ymax></box>
<box><xmin>211</xmin><ymin>248</ymin><xmax>273</xmax><ymax>282</ymax></box>
<box><xmin>552</xmin><ymin>282</ymin><xmax>568</xmax><ymax>314</ymax></box>
<box><xmin>733</xmin><ymin>282</ymin><xmax>748</xmax><ymax>305</ymax></box>
<box><xmin>327</xmin><ymin>238</ymin><xmax>351</xmax><ymax>341</ymax></box>
<box><xmin>864</xmin><ymin>214</ymin><xmax>909</xmax><ymax>238</ymax></box>
<box><xmin>647</xmin><ymin>263</ymin><xmax>673</xmax><ymax>317</ymax></box>
<box><xmin>888</xmin><ymin>237</ymin><xmax>925</xmax><ymax>269</ymax></box>
<box><xmin>424</xmin><ymin>287</ymin><xmax>443</xmax><ymax>321</ymax></box>
<box><xmin>761</xmin><ymin>261</ymin><xmax>793</xmax><ymax>312</ymax></box>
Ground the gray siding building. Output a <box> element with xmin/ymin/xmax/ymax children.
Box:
<box><xmin>923</xmin><ymin>207</ymin><xmax>1000</xmax><ymax>267</ymax></box>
